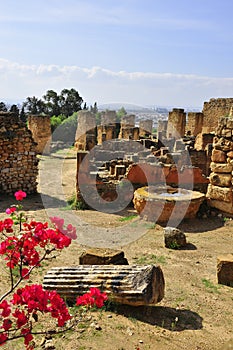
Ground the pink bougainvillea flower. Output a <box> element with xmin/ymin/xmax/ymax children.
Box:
<box><xmin>14</xmin><ymin>190</ymin><xmax>27</xmax><ymax>201</ymax></box>
<box><xmin>5</xmin><ymin>207</ymin><xmax>17</xmax><ymax>215</ymax></box>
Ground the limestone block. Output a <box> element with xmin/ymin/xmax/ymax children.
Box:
<box><xmin>79</xmin><ymin>248</ymin><xmax>128</xmax><ymax>265</ymax></box>
<box><xmin>221</xmin><ymin>128</ymin><xmax>232</xmax><ymax>138</ymax></box>
<box><xmin>207</xmin><ymin>199</ymin><xmax>233</xmax><ymax>214</ymax></box>
<box><xmin>213</xmin><ymin>137</ymin><xmax>233</xmax><ymax>152</ymax></box>
<box><xmin>227</xmin><ymin>151</ymin><xmax>233</xmax><ymax>159</ymax></box>
<box><xmin>217</xmin><ymin>254</ymin><xmax>233</xmax><ymax>286</ymax></box>
<box><xmin>211</xmin><ymin>149</ymin><xmax>227</xmax><ymax>163</ymax></box>
<box><xmin>226</xmin><ymin>118</ymin><xmax>233</xmax><ymax>129</ymax></box>
<box><xmin>210</xmin><ymin>162</ymin><xmax>233</xmax><ymax>173</ymax></box>
<box><xmin>206</xmin><ymin>184</ymin><xmax>233</xmax><ymax>202</ymax></box>
<box><xmin>209</xmin><ymin>173</ymin><xmax>232</xmax><ymax>187</ymax></box>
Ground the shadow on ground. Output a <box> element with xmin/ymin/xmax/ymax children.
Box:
<box><xmin>0</xmin><ymin>193</ymin><xmax>67</xmax><ymax>212</ymax></box>
<box><xmin>115</xmin><ymin>305</ymin><xmax>203</xmax><ymax>331</ymax></box>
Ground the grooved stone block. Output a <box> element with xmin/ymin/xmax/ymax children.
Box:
<box><xmin>43</xmin><ymin>265</ymin><xmax>165</xmax><ymax>306</ymax></box>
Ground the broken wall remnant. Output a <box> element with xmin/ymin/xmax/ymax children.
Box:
<box><xmin>186</xmin><ymin>112</ymin><xmax>204</xmax><ymax>136</ymax></box>
<box><xmin>75</xmin><ymin>110</ymin><xmax>96</xmax><ymax>151</ymax></box>
<box><xmin>139</xmin><ymin>120</ymin><xmax>153</xmax><ymax>137</ymax></box>
<box><xmin>27</xmin><ymin>115</ymin><xmax>51</xmax><ymax>154</ymax></box>
<box><xmin>202</xmin><ymin>98</ymin><xmax>233</xmax><ymax>133</ymax></box>
<box><xmin>0</xmin><ymin>112</ymin><xmax>38</xmax><ymax>194</ymax></box>
<box><xmin>118</xmin><ymin>114</ymin><xmax>138</xmax><ymax>140</ymax></box>
<box><xmin>166</xmin><ymin>108</ymin><xmax>186</xmax><ymax>139</ymax></box>
<box><xmin>97</xmin><ymin>110</ymin><xmax>117</xmax><ymax>145</ymax></box>
<box><xmin>206</xmin><ymin>116</ymin><xmax>233</xmax><ymax>214</ymax></box>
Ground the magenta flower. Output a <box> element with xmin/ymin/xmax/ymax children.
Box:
<box><xmin>14</xmin><ymin>190</ymin><xmax>27</xmax><ymax>201</ymax></box>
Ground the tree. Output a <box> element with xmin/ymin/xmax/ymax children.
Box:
<box><xmin>43</xmin><ymin>89</ymin><xmax>61</xmax><ymax>117</ymax></box>
<box><xmin>24</xmin><ymin>96</ymin><xmax>45</xmax><ymax>115</ymax></box>
<box><xmin>19</xmin><ymin>106</ymin><xmax>27</xmax><ymax>123</ymax></box>
<box><xmin>9</xmin><ymin>104</ymin><xmax>19</xmax><ymax>117</ymax></box>
<box><xmin>0</xmin><ymin>102</ymin><xmax>7</xmax><ymax>112</ymax></box>
<box><xmin>60</xmin><ymin>88</ymin><xmax>83</xmax><ymax>117</ymax></box>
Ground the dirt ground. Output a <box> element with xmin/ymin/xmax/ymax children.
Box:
<box><xmin>0</xmin><ymin>151</ymin><xmax>233</xmax><ymax>350</ymax></box>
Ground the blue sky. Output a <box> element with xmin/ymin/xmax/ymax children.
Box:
<box><xmin>0</xmin><ymin>0</ymin><xmax>233</xmax><ymax>108</ymax></box>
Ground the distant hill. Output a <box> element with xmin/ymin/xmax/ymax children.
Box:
<box><xmin>98</xmin><ymin>103</ymin><xmax>152</xmax><ymax>112</ymax></box>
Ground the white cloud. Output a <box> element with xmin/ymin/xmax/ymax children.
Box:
<box><xmin>0</xmin><ymin>58</ymin><xmax>233</xmax><ymax>107</ymax></box>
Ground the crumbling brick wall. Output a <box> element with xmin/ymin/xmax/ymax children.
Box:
<box><xmin>0</xmin><ymin>112</ymin><xmax>39</xmax><ymax>194</ymax></box>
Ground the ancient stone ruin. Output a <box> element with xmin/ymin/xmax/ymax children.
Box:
<box><xmin>0</xmin><ymin>112</ymin><xmax>38</xmax><ymax>194</ymax></box>
<box><xmin>75</xmin><ymin>97</ymin><xmax>233</xmax><ymax>220</ymax></box>
<box><xmin>206</xmin><ymin>116</ymin><xmax>233</xmax><ymax>214</ymax></box>
<box><xmin>43</xmin><ymin>264</ymin><xmax>165</xmax><ymax>306</ymax></box>
<box><xmin>27</xmin><ymin>115</ymin><xmax>51</xmax><ymax>154</ymax></box>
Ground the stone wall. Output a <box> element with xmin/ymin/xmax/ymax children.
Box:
<box><xmin>118</xmin><ymin>115</ymin><xmax>136</xmax><ymax>140</ymax></box>
<box><xmin>139</xmin><ymin>120</ymin><xmax>153</xmax><ymax>137</ymax></box>
<box><xmin>186</xmin><ymin>112</ymin><xmax>203</xmax><ymax>136</ymax></box>
<box><xmin>0</xmin><ymin>112</ymin><xmax>38</xmax><ymax>194</ymax></box>
<box><xmin>206</xmin><ymin>116</ymin><xmax>233</xmax><ymax>214</ymax></box>
<box><xmin>166</xmin><ymin>108</ymin><xmax>186</xmax><ymax>139</ymax></box>
<box><xmin>202</xmin><ymin>98</ymin><xmax>233</xmax><ymax>133</ymax></box>
<box><xmin>27</xmin><ymin>115</ymin><xmax>51</xmax><ymax>154</ymax></box>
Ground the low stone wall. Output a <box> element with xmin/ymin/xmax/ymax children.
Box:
<box><xmin>0</xmin><ymin>112</ymin><xmax>38</xmax><ymax>194</ymax></box>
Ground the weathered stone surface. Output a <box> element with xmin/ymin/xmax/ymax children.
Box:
<box><xmin>207</xmin><ymin>199</ymin><xmax>233</xmax><ymax>214</ymax></box>
<box><xmin>210</xmin><ymin>162</ymin><xmax>233</xmax><ymax>173</ymax></box>
<box><xmin>206</xmin><ymin>184</ymin><xmax>233</xmax><ymax>203</ymax></box>
<box><xmin>28</xmin><ymin>115</ymin><xmax>51</xmax><ymax>154</ymax></box>
<box><xmin>133</xmin><ymin>186</ymin><xmax>205</xmax><ymax>223</ymax></box>
<box><xmin>79</xmin><ymin>248</ymin><xmax>128</xmax><ymax>265</ymax></box>
<box><xmin>164</xmin><ymin>227</ymin><xmax>187</xmax><ymax>249</ymax></box>
<box><xmin>220</xmin><ymin>338</ymin><xmax>233</xmax><ymax>350</ymax></box>
<box><xmin>209</xmin><ymin>173</ymin><xmax>232</xmax><ymax>187</ymax></box>
<box><xmin>43</xmin><ymin>265</ymin><xmax>165</xmax><ymax>306</ymax></box>
<box><xmin>0</xmin><ymin>112</ymin><xmax>38</xmax><ymax>194</ymax></box>
<box><xmin>217</xmin><ymin>254</ymin><xmax>233</xmax><ymax>287</ymax></box>
<box><xmin>202</xmin><ymin>98</ymin><xmax>233</xmax><ymax>133</ymax></box>
<box><xmin>213</xmin><ymin>137</ymin><xmax>233</xmax><ymax>152</ymax></box>
<box><xmin>211</xmin><ymin>149</ymin><xmax>227</xmax><ymax>163</ymax></box>
<box><xmin>227</xmin><ymin>151</ymin><xmax>233</xmax><ymax>159</ymax></box>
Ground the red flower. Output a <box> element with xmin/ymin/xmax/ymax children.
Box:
<box><xmin>0</xmin><ymin>300</ymin><xmax>11</xmax><ymax>317</ymax></box>
<box><xmin>0</xmin><ymin>333</ymin><xmax>8</xmax><ymax>345</ymax></box>
<box><xmin>76</xmin><ymin>288</ymin><xmax>108</xmax><ymax>308</ymax></box>
<box><xmin>21</xmin><ymin>268</ymin><xmax>30</xmax><ymax>279</ymax></box>
<box><xmin>14</xmin><ymin>190</ymin><xmax>27</xmax><ymax>201</ymax></box>
<box><xmin>2</xmin><ymin>318</ymin><xmax>12</xmax><ymax>331</ymax></box>
<box><xmin>5</xmin><ymin>207</ymin><xmax>17</xmax><ymax>215</ymax></box>
<box><xmin>12</xmin><ymin>309</ymin><xmax>28</xmax><ymax>328</ymax></box>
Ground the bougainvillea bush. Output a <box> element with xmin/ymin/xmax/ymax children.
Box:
<box><xmin>0</xmin><ymin>191</ymin><xmax>107</xmax><ymax>349</ymax></box>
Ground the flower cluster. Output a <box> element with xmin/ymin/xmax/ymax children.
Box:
<box><xmin>0</xmin><ymin>285</ymin><xmax>71</xmax><ymax>348</ymax></box>
<box><xmin>76</xmin><ymin>287</ymin><xmax>108</xmax><ymax>309</ymax></box>
<box><xmin>0</xmin><ymin>191</ymin><xmax>77</xmax><ymax>349</ymax></box>
<box><xmin>0</xmin><ymin>190</ymin><xmax>107</xmax><ymax>349</ymax></box>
